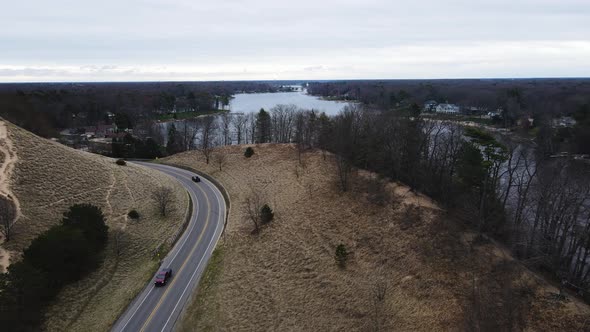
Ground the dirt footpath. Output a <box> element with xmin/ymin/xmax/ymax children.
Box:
<box><xmin>0</xmin><ymin>120</ymin><xmax>20</xmax><ymax>272</ymax></box>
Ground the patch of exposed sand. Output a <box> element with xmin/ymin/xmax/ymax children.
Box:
<box><xmin>0</xmin><ymin>121</ymin><xmax>19</xmax><ymax>195</ymax></box>
<box><xmin>0</xmin><ymin>243</ymin><xmax>10</xmax><ymax>273</ymax></box>
<box><xmin>393</xmin><ymin>185</ymin><xmax>440</xmax><ymax>209</ymax></box>
<box><xmin>0</xmin><ymin>120</ymin><xmax>20</xmax><ymax>272</ymax></box>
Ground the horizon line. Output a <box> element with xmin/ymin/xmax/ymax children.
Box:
<box><xmin>1</xmin><ymin>76</ymin><xmax>590</xmax><ymax>85</ymax></box>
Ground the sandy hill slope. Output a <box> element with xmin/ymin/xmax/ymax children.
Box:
<box><xmin>0</xmin><ymin>120</ymin><xmax>188</xmax><ymax>331</ymax></box>
<box><xmin>165</xmin><ymin>144</ymin><xmax>590</xmax><ymax>332</ymax></box>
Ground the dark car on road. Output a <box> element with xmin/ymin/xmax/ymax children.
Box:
<box><xmin>154</xmin><ymin>268</ymin><xmax>172</xmax><ymax>286</ymax></box>
<box><xmin>191</xmin><ymin>175</ymin><xmax>201</xmax><ymax>182</ymax></box>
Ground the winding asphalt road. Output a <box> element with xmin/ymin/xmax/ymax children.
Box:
<box><xmin>111</xmin><ymin>162</ymin><xmax>226</xmax><ymax>332</ymax></box>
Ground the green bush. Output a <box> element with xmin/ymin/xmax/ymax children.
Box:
<box><xmin>116</xmin><ymin>158</ymin><xmax>126</xmax><ymax>166</ymax></box>
<box><xmin>0</xmin><ymin>204</ymin><xmax>109</xmax><ymax>331</ymax></box>
<box><xmin>335</xmin><ymin>244</ymin><xmax>348</xmax><ymax>268</ymax></box>
<box><xmin>244</xmin><ymin>147</ymin><xmax>255</xmax><ymax>158</ymax></box>
<box><xmin>62</xmin><ymin>203</ymin><xmax>109</xmax><ymax>251</ymax></box>
<box><xmin>260</xmin><ymin>204</ymin><xmax>274</xmax><ymax>224</ymax></box>
<box><xmin>128</xmin><ymin>209</ymin><xmax>140</xmax><ymax>220</ymax></box>
<box><xmin>23</xmin><ymin>225</ymin><xmax>94</xmax><ymax>287</ymax></box>
<box><xmin>0</xmin><ymin>261</ymin><xmax>51</xmax><ymax>329</ymax></box>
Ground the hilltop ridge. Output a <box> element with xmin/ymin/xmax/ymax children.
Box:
<box><xmin>165</xmin><ymin>144</ymin><xmax>590</xmax><ymax>331</ymax></box>
<box><xmin>0</xmin><ymin>120</ymin><xmax>189</xmax><ymax>331</ymax></box>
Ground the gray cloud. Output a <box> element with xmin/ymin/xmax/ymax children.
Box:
<box><xmin>0</xmin><ymin>0</ymin><xmax>589</xmax><ymax>81</ymax></box>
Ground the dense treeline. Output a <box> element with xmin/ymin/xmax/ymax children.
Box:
<box><xmin>326</xmin><ymin>107</ymin><xmax>590</xmax><ymax>301</ymax></box>
<box><xmin>324</xmin><ymin>107</ymin><xmax>590</xmax><ymax>300</ymax></box>
<box><xmin>541</xmin><ymin>102</ymin><xmax>590</xmax><ymax>155</ymax></box>
<box><xmin>112</xmin><ymin>134</ymin><xmax>164</xmax><ymax>159</ymax></box>
<box><xmin>0</xmin><ymin>204</ymin><xmax>108</xmax><ymax>331</ymax></box>
<box><xmin>0</xmin><ymin>81</ymin><xmax>287</xmax><ymax>137</ymax></box>
<box><xmin>308</xmin><ymin>79</ymin><xmax>590</xmax><ymax>155</ymax></box>
<box><xmin>307</xmin><ymin>79</ymin><xmax>590</xmax><ymax>114</ymax></box>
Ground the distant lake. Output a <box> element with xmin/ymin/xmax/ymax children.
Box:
<box><xmin>158</xmin><ymin>89</ymin><xmax>352</xmax><ymax>145</ymax></box>
<box><xmin>230</xmin><ymin>90</ymin><xmax>350</xmax><ymax>116</ymax></box>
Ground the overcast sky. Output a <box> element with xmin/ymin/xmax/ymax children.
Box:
<box><xmin>1</xmin><ymin>0</ymin><xmax>589</xmax><ymax>82</ymax></box>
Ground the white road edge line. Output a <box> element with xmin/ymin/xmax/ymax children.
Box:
<box><xmin>119</xmin><ymin>163</ymin><xmax>201</xmax><ymax>332</ymax></box>
<box><xmin>119</xmin><ymin>287</ymin><xmax>154</xmax><ymax>331</ymax></box>
<box><xmin>162</xmin><ymin>170</ymin><xmax>200</xmax><ymax>264</ymax></box>
<box><xmin>161</xmin><ymin>179</ymin><xmax>225</xmax><ymax>331</ymax></box>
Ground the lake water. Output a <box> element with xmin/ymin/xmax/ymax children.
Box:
<box><xmin>158</xmin><ymin>89</ymin><xmax>351</xmax><ymax>145</ymax></box>
<box><xmin>229</xmin><ymin>90</ymin><xmax>350</xmax><ymax>116</ymax></box>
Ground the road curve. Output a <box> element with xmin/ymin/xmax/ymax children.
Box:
<box><xmin>111</xmin><ymin>162</ymin><xmax>226</xmax><ymax>332</ymax></box>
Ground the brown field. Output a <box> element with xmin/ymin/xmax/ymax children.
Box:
<box><xmin>164</xmin><ymin>144</ymin><xmax>590</xmax><ymax>331</ymax></box>
<box><xmin>0</xmin><ymin>121</ymin><xmax>188</xmax><ymax>331</ymax></box>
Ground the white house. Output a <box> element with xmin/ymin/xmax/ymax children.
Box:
<box><xmin>552</xmin><ymin>116</ymin><xmax>577</xmax><ymax>128</ymax></box>
<box><xmin>423</xmin><ymin>100</ymin><xmax>437</xmax><ymax>112</ymax></box>
<box><xmin>435</xmin><ymin>103</ymin><xmax>460</xmax><ymax>114</ymax></box>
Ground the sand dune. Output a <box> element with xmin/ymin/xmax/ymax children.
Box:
<box><xmin>166</xmin><ymin>144</ymin><xmax>590</xmax><ymax>332</ymax></box>
<box><xmin>0</xmin><ymin>121</ymin><xmax>189</xmax><ymax>331</ymax></box>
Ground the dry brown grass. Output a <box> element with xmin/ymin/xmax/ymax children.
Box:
<box><xmin>1</xmin><ymin>122</ymin><xmax>188</xmax><ymax>331</ymax></box>
<box><xmin>165</xmin><ymin>144</ymin><xmax>590</xmax><ymax>332</ymax></box>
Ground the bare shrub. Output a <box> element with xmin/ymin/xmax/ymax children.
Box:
<box><xmin>243</xmin><ymin>191</ymin><xmax>264</xmax><ymax>233</ymax></box>
<box><xmin>334</xmin><ymin>155</ymin><xmax>353</xmax><ymax>192</ymax></box>
<box><xmin>370</xmin><ymin>272</ymin><xmax>390</xmax><ymax>331</ymax></box>
<box><xmin>151</xmin><ymin>186</ymin><xmax>174</xmax><ymax>217</ymax></box>
<box><xmin>214</xmin><ymin>151</ymin><xmax>227</xmax><ymax>171</ymax></box>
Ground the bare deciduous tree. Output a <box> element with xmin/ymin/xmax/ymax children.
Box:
<box><xmin>198</xmin><ymin>116</ymin><xmax>217</xmax><ymax>164</ymax></box>
<box><xmin>152</xmin><ymin>186</ymin><xmax>174</xmax><ymax>217</ymax></box>
<box><xmin>247</xmin><ymin>113</ymin><xmax>257</xmax><ymax>144</ymax></box>
<box><xmin>214</xmin><ymin>151</ymin><xmax>227</xmax><ymax>171</ymax></box>
<box><xmin>335</xmin><ymin>155</ymin><xmax>353</xmax><ymax>192</ymax></box>
<box><xmin>304</xmin><ymin>110</ymin><xmax>318</xmax><ymax>149</ymax></box>
<box><xmin>182</xmin><ymin>118</ymin><xmax>200</xmax><ymax>151</ymax></box>
<box><xmin>294</xmin><ymin>111</ymin><xmax>306</xmax><ymax>164</ymax></box>
<box><xmin>270</xmin><ymin>104</ymin><xmax>297</xmax><ymax>143</ymax></box>
<box><xmin>220</xmin><ymin>112</ymin><xmax>232</xmax><ymax>145</ymax></box>
<box><xmin>232</xmin><ymin>113</ymin><xmax>247</xmax><ymax>145</ymax></box>
<box><xmin>0</xmin><ymin>195</ymin><xmax>16</xmax><ymax>242</ymax></box>
<box><xmin>243</xmin><ymin>190</ymin><xmax>264</xmax><ymax>233</ymax></box>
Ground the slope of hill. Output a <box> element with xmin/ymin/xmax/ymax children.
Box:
<box><xmin>164</xmin><ymin>144</ymin><xmax>590</xmax><ymax>331</ymax></box>
<box><xmin>0</xmin><ymin>120</ymin><xmax>189</xmax><ymax>331</ymax></box>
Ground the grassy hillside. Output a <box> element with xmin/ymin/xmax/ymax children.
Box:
<box><xmin>0</xmin><ymin>120</ymin><xmax>189</xmax><ymax>331</ymax></box>
<box><xmin>164</xmin><ymin>144</ymin><xmax>590</xmax><ymax>331</ymax></box>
